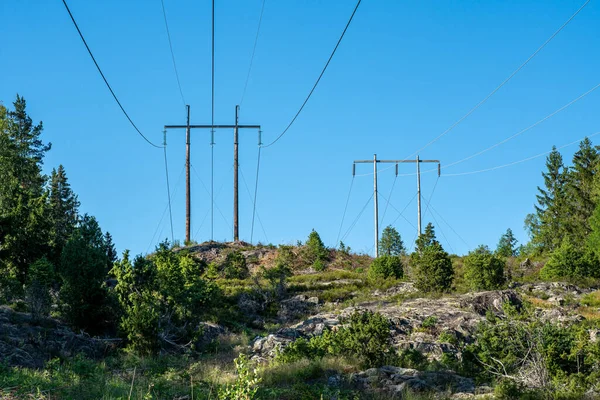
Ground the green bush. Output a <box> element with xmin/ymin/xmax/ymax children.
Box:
<box><xmin>540</xmin><ymin>240</ymin><xmax>600</xmax><ymax>280</ymax></box>
<box><xmin>218</xmin><ymin>354</ymin><xmax>261</xmax><ymax>400</ymax></box>
<box><xmin>111</xmin><ymin>242</ymin><xmax>217</xmax><ymax>354</ymax></box>
<box><xmin>464</xmin><ymin>245</ymin><xmax>506</xmax><ymax>290</ymax></box>
<box><xmin>368</xmin><ymin>255</ymin><xmax>403</xmax><ymax>280</ymax></box>
<box><xmin>277</xmin><ymin>311</ymin><xmax>393</xmax><ymax>368</ymax></box>
<box><xmin>421</xmin><ymin>316</ymin><xmax>437</xmax><ymax>330</ymax></box>
<box><xmin>412</xmin><ymin>242</ymin><xmax>454</xmax><ymax>293</ymax></box>
<box><xmin>223</xmin><ymin>251</ymin><xmax>248</xmax><ymax>279</ymax></box>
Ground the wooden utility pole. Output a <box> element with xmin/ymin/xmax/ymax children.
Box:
<box><xmin>373</xmin><ymin>154</ymin><xmax>379</xmax><ymax>258</ymax></box>
<box><xmin>164</xmin><ymin>106</ymin><xmax>260</xmax><ymax>243</ymax></box>
<box><xmin>416</xmin><ymin>155</ymin><xmax>421</xmax><ymax>236</ymax></box>
<box><xmin>185</xmin><ymin>105</ymin><xmax>191</xmax><ymax>243</ymax></box>
<box><xmin>353</xmin><ymin>156</ymin><xmax>441</xmax><ymax>257</ymax></box>
<box><xmin>233</xmin><ymin>106</ymin><xmax>240</xmax><ymax>241</ymax></box>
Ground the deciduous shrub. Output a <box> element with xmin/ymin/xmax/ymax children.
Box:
<box><xmin>368</xmin><ymin>255</ymin><xmax>403</xmax><ymax>280</ymax></box>
<box><xmin>219</xmin><ymin>354</ymin><xmax>261</xmax><ymax>400</ymax></box>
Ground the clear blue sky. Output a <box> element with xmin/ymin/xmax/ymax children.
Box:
<box><xmin>1</xmin><ymin>0</ymin><xmax>599</xmax><ymax>257</ymax></box>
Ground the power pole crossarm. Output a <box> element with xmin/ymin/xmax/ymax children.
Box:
<box><xmin>352</xmin><ymin>155</ymin><xmax>441</xmax><ymax>258</ymax></box>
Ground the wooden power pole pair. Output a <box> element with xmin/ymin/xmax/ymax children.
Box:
<box><xmin>164</xmin><ymin>105</ymin><xmax>261</xmax><ymax>244</ymax></box>
<box><xmin>353</xmin><ymin>154</ymin><xmax>441</xmax><ymax>258</ymax></box>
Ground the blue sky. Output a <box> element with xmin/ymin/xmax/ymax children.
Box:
<box><xmin>1</xmin><ymin>0</ymin><xmax>599</xmax><ymax>257</ymax></box>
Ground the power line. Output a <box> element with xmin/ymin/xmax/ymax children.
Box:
<box><xmin>261</xmin><ymin>0</ymin><xmax>362</xmax><ymax>148</ymax></box>
<box><xmin>341</xmin><ymin>192</ymin><xmax>374</xmax><ymax>242</ymax></box>
<box><xmin>380</xmin><ymin>175</ymin><xmax>397</xmax><ymax>229</ymax></box>
<box><xmin>336</xmin><ymin>176</ymin><xmax>355</xmax><ymax>245</ymax></box>
<box><xmin>251</xmin><ymin>145</ymin><xmax>262</xmax><ymax>243</ymax></box>
<box><xmin>159</xmin><ymin>0</ymin><xmax>186</xmax><ymax>106</ymax></box>
<box><xmin>163</xmin><ymin>131</ymin><xmax>174</xmax><ymax>243</ymax></box>
<box><xmin>423</xmin><ymin>197</ymin><xmax>470</xmax><ymax>249</ymax></box>
<box><xmin>146</xmin><ymin>164</ymin><xmax>186</xmax><ymax>253</ymax></box>
<box><xmin>61</xmin><ymin>0</ymin><xmax>163</xmax><ymax>149</ymax></box>
<box><xmin>445</xmin><ymin>130</ymin><xmax>600</xmax><ymax>177</ymax></box>
<box><xmin>406</xmin><ymin>82</ymin><xmax>600</xmax><ymax>179</ymax></box>
<box><xmin>240</xmin><ymin>167</ymin><xmax>269</xmax><ymax>243</ymax></box>
<box><xmin>240</xmin><ymin>0</ymin><xmax>267</xmax><ymax>105</ymax></box>
<box><xmin>376</xmin><ymin>190</ymin><xmax>418</xmax><ymax>232</ymax></box>
<box><xmin>444</xmin><ymin>82</ymin><xmax>600</xmax><ymax>169</ymax></box>
<box><xmin>406</xmin><ymin>0</ymin><xmax>591</xmax><ymax>159</ymax></box>
<box><xmin>389</xmin><ymin>192</ymin><xmax>418</xmax><ymax>227</ymax></box>
<box><xmin>190</xmin><ymin>164</ymin><xmax>232</xmax><ymax>231</ymax></box>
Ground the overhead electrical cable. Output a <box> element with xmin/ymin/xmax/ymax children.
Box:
<box><xmin>240</xmin><ymin>0</ymin><xmax>267</xmax><ymax>105</ymax></box>
<box><xmin>406</xmin><ymin>0</ymin><xmax>591</xmax><ymax>159</ymax></box>
<box><xmin>191</xmin><ymin>164</ymin><xmax>232</xmax><ymax>230</ymax></box>
<box><xmin>444</xmin><ymin>82</ymin><xmax>600</xmax><ymax>169</ymax></box>
<box><xmin>251</xmin><ymin>146</ymin><xmax>262</xmax><ymax>243</ymax></box>
<box><xmin>261</xmin><ymin>0</ymin><xmax>362</xmax><ymax>148</ymax></box>
<box><xmin>146</xmin><ymin>165</ymin><xmax>186</xmax><ymax>254</ymax></box>
<box><xmin>341</xmin><ymin>192</ymin><xmax>374</xmax><ymax>242</ymax></box>
<box><xmin>422</xmin><ymin>198</ymin><xmax>470</xmax><ymax>249</ymax></box>
<box><xmin>380</xmin><ymin>175</ymin><xmax>397</xmax><ymax>229</ymax></box>
<box><xmin>240</xmin><ymin>168</ymin><xmax>269</xmax><ymax>243</ymax></box>
<box><xmin>61</xmin><ymin>0</ymin><xmax>163</xmax><ymax>149</ymax></box>
<box><xmin>376</xmin><ymin>190</ymin><xmax>418</xmax><ymax>231</ymax></box>
<box><xmin>163</xmin><ymin>134</ymin><xmax>174</xmax><ymax>243</ymax></box>
<box><xmin>336</xmin><ymin>177</ymin><xmax>355</xmax><ymax>245</ymax></box>
<box><xmin>445</xmin><ymin>130</ymin><xmax>600</xmax><ymax>177</ymax></box>
<box><xmin>389</xmin><ymin>192</ymin><xmax>418</xmax><ymax>227</ymax></box>
<box><xmin>160</xmin><ymin>0</ymin><xmax>186</xmax><ymax>106</ymax></box>
<box><xmin>402</xmin><ymin>82</ymin><xmax>600</xmax><ymax>178</ymax></box>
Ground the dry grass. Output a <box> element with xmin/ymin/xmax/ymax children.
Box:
<box><xmin>524</xmin><ymin>296</ymin><xmax>555</xmax><ymax>309</ymax></box>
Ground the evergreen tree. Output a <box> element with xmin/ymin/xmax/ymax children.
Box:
<box><xmin>464</xmin><ymin>245</ymin><xmax>505</xmax><ymax>290</ymax></box>
<box><xmin>496</xmin><ymin>228</ymin><xmax>518</xmax><ymax>258</ymax></box>
<box><xmin>411</xmin><ymin>224</ymin><xmax>453</xmax><ymax>292</ymax></box>
<box><xmin>415</xmin><ymin>222</ymin><xmax>438</xmax><ymax>253</ymax></box>
<box><xmin>378</xmin><ymin>225</ymin><xmax>406</xmax><ymax>256</ymax></box>
<box><xmin>304</xmin><ymin>229</ymin><xmax>328</xmax><ymax>271</ymax></box>
<box><xmin>105</xmin><ymin>231</ymin><xmax>118</xmax><ymax>272</ymax></box>
<box><xmin>59</xmin><ymin>214</ymin><xmax>109</xmax><ymax>333</ymax></box>
<box><xmin>49</xmin><ymin>165</ymin><xmax>80</xmax><ymax>267</ymax></box>
<box><xmin>0</xmin><ymin>96</ymin><xmax>51</xmax><ymax>286</ymax></box>
<box><xmin>567</xmin><ymin>138</ymin><xmax>599</xmax><ymax>243</ymax></box>
<box><xmin>527</xmin><ymin>147</ymin><xmax>569</xmax><ymax>252</ymax></box>
<box><xmin>587</xmin><ymin>202</ymin><xmax>600</xmax><ymax>256</ymax></box>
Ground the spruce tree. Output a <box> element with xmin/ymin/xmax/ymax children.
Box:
<box><xmin>411</xmin><ymin>224</ymin><xmax>454</xmax><ymax>292</ymax></box>
<box><xmin>528</xmin><ymin>147</ymin><xmax>569</xmax><ymax>252</ymax></box>
<box><xmin>59</xmin><ymin>214</ymin><xmax>109</xmax><ymax>333</ymax></box>
<box><xmin>0</xmin><ymin>96</ymin><xmax>51</xmax><ymax>285</ymax></box>
<box><xmin>105</xmin><ymin>231</ymin><xmax>118</xmax><ymax>271</ymax></box>
<box><xmin>378</xmin><ymin>225</ymin><xmax>406</xmax><ymax>256</ymax></box>
<box><xmin>496</xmin><ymin>228</ymin><xmax>518</xmax><ymax>258</ymax></box>
<box><xmin>567</xmin><ymin>138</ymin><xmax>599</xmax><ymax>242</ymax></box>
<box><xmin>49</xmin><ymin>165</ymin><xmax>80</xmax><ymax>267</ymax></box>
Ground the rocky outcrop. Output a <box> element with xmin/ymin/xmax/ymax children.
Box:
<box><xmin>0</xmin><ymin>306</ymin><xmax>116</xmax><ymax>368</ymax></box>
<box><xmin>251</xmin><ymin>290</ymin><xmax>523</xmax><ymax>362</ymax></box>
<box><xmin>348</xmin><ymin>366</ymin><xmax>492</xmax><ymax>399</ymax></box>
<box><xmin>277</xmin><ymin>294</ymin><xmax>319</xmax><ymax>322</ymax></box>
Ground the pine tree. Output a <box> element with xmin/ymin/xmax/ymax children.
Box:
<box><xmin>496</xmin><ymin>228</ymin><xmax>518</xmax><ymax>258</ymax></box>
<box><xmin>528</xmin><ymin>147</ymin><xmax>569</xmax><ymax>252</ymax></box>
<box><xmin>105</xmin><ymin>231</ymin><xmax>118</xmax><ymax>272</ymax></box>
<box><xmin>378</xmin><ymin>225</ymin><xmax>406</xmax><ymax>256</ymax></box>
<box><xmin>49</xmin><ymin>165</ymin><xmax>80</xmax><ymax>267</ymax></box>
<box><xmin>465</xmin><ymin>245</ymin><xmax>505</xmax><ymax>290</ymax></box>
<box><xmin>567</xmin><ymin>138</ymin><xmax>599</xmax><ymax>242</ymax></box>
